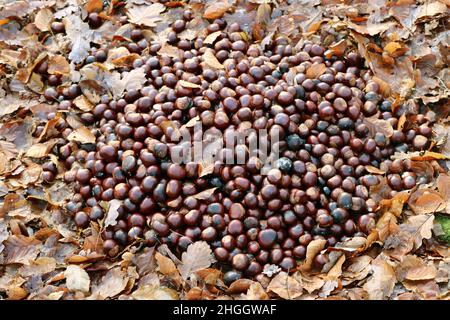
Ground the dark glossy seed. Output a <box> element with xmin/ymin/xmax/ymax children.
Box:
<box><xmin>258</xmin><ymin>229</ymin><xmax>277</xmax><ymax>249</ymax></box>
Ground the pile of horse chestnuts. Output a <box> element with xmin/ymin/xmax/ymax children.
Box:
<box><xmin>35</xmin><ymin>8</ymin><xmax>435</xmax><ymax>284</ymax></box>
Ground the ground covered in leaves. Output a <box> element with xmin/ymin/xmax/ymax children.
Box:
<box><xmin>0</xmin><ymin>0</ymin><xmax>449</xmax><ymax>300</ymax></box>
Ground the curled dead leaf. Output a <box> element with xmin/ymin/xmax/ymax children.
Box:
<box><xmin>203</xmin><ymin>49</ymin><xmax>224</xmax><ymax>69</ymax></box>
<box><xmin>365</xmin><ymin>165</ymin><xmax>386</xmax><ymax>175</ymax></box>
<box><xmin>193</xmin><ymin>187</ymin><xmax>217</xmax><ymax>200</ymax></box>
<box><xmin>179</xmin><ymin>80</ymin><xmax>202</xmax><ymax>89</ymax></box>
<box><xmin>408</xmin><ymin>188</ymin><xmax>445</xmax><ymax>214</ymax></box>
<box><xmin>300</xmin><ymin>239</ymin><xmax>327</xmax><ymax>272</ymax></box>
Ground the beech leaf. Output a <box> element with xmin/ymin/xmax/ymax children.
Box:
<box><xmin>65</xmin><ymin>265</ymin><xmax>90</xmax><ymax>293</ymax></box>
<box><xmin>127</xmin><ymin>3</ymin><xmax>165</xmax><ymax>27</ymax></box>
<box><xmin>67</xmin><ymin>126</ymin><xmax>96</xmax><ymax>144</ymax></box>
<box><xmin>178</xmin><ymin>241</ymin><xmax>215</xmax><ymax>280</ymax></box>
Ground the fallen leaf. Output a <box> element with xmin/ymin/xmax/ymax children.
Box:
<box><xmin>104</xmin><ymin>199</ymin><xmax>122</xmax><ymax>228</ymax></box>
<box><xmin>178</xmin><ymin>241</ymin><xmax>215</xmax><ymax>280</ymax></box>
<box><xmin>132</xmin><ymin>285</ymin><xmax>179</xmax><ymax>300</ymax></box>
<box><xmin>364</xmin><ymin>117</ymin><xmax>394</xmax><ymax>137</ymax></box>
<box><xmin>193</xmin><ymin>187</ymin><xmax>217</xmax><ymax>200</ymax></box>
<box><xmin>64</xmin><ymin>15</ymin><xmax>94</xmax><ymax>63</ymax></box>
<box><xmin>67</xmin><ymin>126</ymin><xmax>96</xmax><ymax>144</ymax></box>
<box><xmin>437</xmin><ymin>174</ymin><xmax>450</xmax><ymax>213</ymax></box>
<box><xmin>267</xmin><ymin>272</ymin><xmax>303</xmax><ymax>299</ymax></box>
<box><xmin>19</xmin><ymin>257</ymin><xmax>57</xmax><ymax>277</ymax></box>
<box><xmin>73</xmin><ymin>95</ymin><xmax>94</xmax><ymax>112</ymax></box>
<box><xmin>3</xmin><ymin>235</ymin><xmax>41</xmax><ymax>265</ymax></box>
<box><xmin>204</xmin><ymin>31</ymin><xmax>222</xmax><ymax>45</ymax></box>
<box><xmin>203</xmin><ymin>49</ymin><xmax>224</xmax><ymax>69</ymax></box>
<box><xmin>204</xmin><ymin>0</ymin><xmax>232</xmax><ymax>20</ymax></box>
<box><xmin>405</xmin><ymin>265</ymin><xmax>436</xmax><ymax>281</ymax></box>
<box><xmin>127</xmin><ymin>3</ymin><xmax>165</xmax><ymax>27</ymax></box>
<box><xmin>25</xmin><ymin>142</ymin><xmax>54</xmax><ymax>158</ymax></box>
<box><xmin>155</xmin><ymin>252</ymin><xmax>178</xmax><ymax>276</ymax></box>
<box><xmin>300</xmin><ymin>239</ymin><xmax>327</xmax><ymax>272</ymax></box>
<box><xmin>64</xmin><ymin>265</ymin><xmax>90</xmax><ymax>293</ymax></box>
<box><xmin>365</xmin><ymin>165</ymin><xmax>386</xmax><ymax>175</ymax></box>
<box><xmin>306</xmin><ymin>63</ymin><xmax>326</xmax><ymax>79</ymax></box>
<box><xmin>47</xmin><ymin>55</ymin><xmax>70</xmax><ymax>75</ymax></box>
<box><xmin>34</xmin><ymin>8</ymin><xmax>52</xmax><ymax>32</ymax></box>
<box><xmin>242</xmin><ymin>282</ymin><xmax>269</xmax><ymax>300</ymax></box>
<box><xmin>401</xmin><ymin>214</ymin><xmax>435</xmax><ymax>250</ymax></box>
<box><xmin>91</xmin><ymin>268</ymin><xmax>129</xmax><ymax>299</ymax></box>
<box><xmin>363</xmin><ymin>258</ymin><xmax>396</xmax><ymax>300</ymax></box>
<box><xmin>408</xmin><ymin>188</ymin><xmax>445</xmax><ymax>214</ymax></box>
<box><xmin>227</xmin><ymin>279</ymin><xmax>255</xmax><ymax>294</ymax></box>
<box><xmin>85</xmin><ymin>0</ymin><xmax>103</xmax><ymax>13</ymax></box>
<box><xmin>324</xmin><ymin>39</ymin><xmax>347</xmax><ymax>58</ymax></box>
<box><xmin>179</xmin><ymin>80</ymin><xmax>202</xmax><ymax>89</ymax></box>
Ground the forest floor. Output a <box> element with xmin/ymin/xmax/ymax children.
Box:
<box><xmin>0</xmin><ymin>0</ymin><xmax>449</xmax><ymax>300</ymax></box>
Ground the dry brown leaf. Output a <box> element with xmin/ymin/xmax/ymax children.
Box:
<box><xmin>19</xmin><ymin>257</ymin><xmax>57</xmax><ymax>277</ymax></box>
<box><xmin>158</xmin><ymin>43</ymin><xmax>184</xmax><ymax>59</ymax></box>
<box><xmin>104</xmin><ymin>199</ymin><xmax>122</xmax><ymax>228</ymax></box>
<box><xmin>179</xmin><ymin>80</ymin><xmax>202</xmax><ymax>89</ymax></box>
<box><xmin>397</xmin><ymin>113</ymin><xmax>407</xmax><ymax>131</ymax></box>
<box><xmin>195</xmin><ymin>268</ymin><xmax>222</xmax><ymax>285</ymax></box>
<box><xmin>34</xmin><ymin>8</ymin><xmax>52</xmax><ymax>32</ymax></box>
<box><xmin>365</xmin><ymin>165</ymin><xmax>386</xmax><ymax>175</ymax></box>
<box><xmin>132</xmin><ymin>285</ymin><xmax>179</xmax><ymax>300</ymax></box>
<box><xmin>85</xmin><ymin>0</ymin><xmax>103</xmax><ymax>13</ymax></box>
<box><xmin>73</xmin><ymin>95</ymin><xmax>94</xmax><ymax>112</ymax></box>
<box><xmin>204</xmin><ymin>31</ymin><xmax>222</xmax><ymax>45</ymax></box>
<box><xmin>203</xmin><ymin>49</ymin><xmax>224</xmax><ymax>69</ymax></box>
<box><xmin>184</xmin><ymin>116</ymin><xmax>200</xmax><ymax>128</ymax></box>
<box><xmin>267</xmin><ymin>272</ymin><xmax>303</xmax><ymax>300</ymax></box>
<box><xmin>401</xmin><ymin>214</ymin><xmax>435</xmax><ymax>250</ymax></box>
<box><xmin>47</xmin><ymin>55</ymin><xmax>70</xmax><ymax>75</ymax></box>
<box><xmin>324</xmin><ymin>39</ymin><xmax>347</xmax><ymax>58</ymax></box>
<box><xmin>306</xmin><ymin>63</ymin><xmax>326</xmax><ymax>79</ymax></box>
<box><xmin>3</xmin><ymin>235</ymin><xmax>41</xmax><ymax>265</ymax></box>
<box><xmin>7</xmin><ymin>286</ymin><xmax>28</xmax><ymax>300</ymax></box>
<box><xmin>408</xmin><ymin>188</ymin><xmax>445</xmax><ymax>214</ymax></box>
<box><xmin>91</xmin><ymin>268</ymin><xmax>129</xmax><ymax>299</ymax></box>
<box><xmin>111</xmin><ymin>53</ymin><xmax>140</xmax><ymax>68</ymax></box>
<box><xmin>363</xmin><ymin>258</ymin><xmax>396</xmax><ymax>300</ymax></box>
<box><xmin>409</xmin><ymin>151</ymin><xmax>448</xmax><ymax>161</ymax></box>
<box><xmin>242</xmin><ymin>282</ymin><xmax>269</xmax><ymax>300</ymax></box>
<box><xmin>405</xmin><ymin>265</ymin><xmax>437</xmax><ymax>281</ymax></box>
<box><xmin>203</xmin><ymin>0</ymin><xmax>232</xmax><ymax>20</ymax></box>
<box><xmin>127</xmin><ymin>3</ymin><xmax>165</xmax><ymax>27</ymax></box>
<box><xmin>178</xmin><ymin>241</ymin><xmax>215</xmax><ymax>280</ymax></box>
<box><xmin>67</xmin><ymin>126</ymin><xmax>96</xmax><ymax>144</ymax></box>
<box><xmin>193</xmin><ymin>187</ymin><xmax>217</xmax><ymax>200</ymax></box>
<box><xmin>227</xmin><ymin>279</ymin><xmax>255</xmax><ymax>294</ymax></box>
<box><xmin>294</xmin><ymin>273</ymin><xmax>325</xmax><ymax>294</ymax></box>
<box><xmin>155</xmin><ymin>252</ymin><xmax>178</xmax><ymax>276</ymax></box>
<box><xmin>65</xmin><ymin>265</ymin><xmax>90</xmax><ymax>293</ymax></box>
<box><xmin>364</xmin><ymin>117</ymin><xmax>394</xmax><ymax>137</ymax></box>
<box><xmin>437</xmin><ymin>173</ymin><xmax>450</xmax><ymax>213</ymax></box>
<box><xmin>300</xmin><ymin>239</ymin><xmax>327</xmax><ymax>272</ymax></box>
<box><xmin>25</xmin><ymin>142</ymin><xmax>54</xmax><ymax>158</ymax></box>
<box><xmin>325</xmin><ymin>254</ymin><xmax>346</xmax><ymax>280</ymax></box>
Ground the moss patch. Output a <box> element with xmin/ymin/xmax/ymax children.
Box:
<box><xmin>435</xmin><ymin>214</ymin><xmax>450</xmax><ymax>244</ymax></box>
